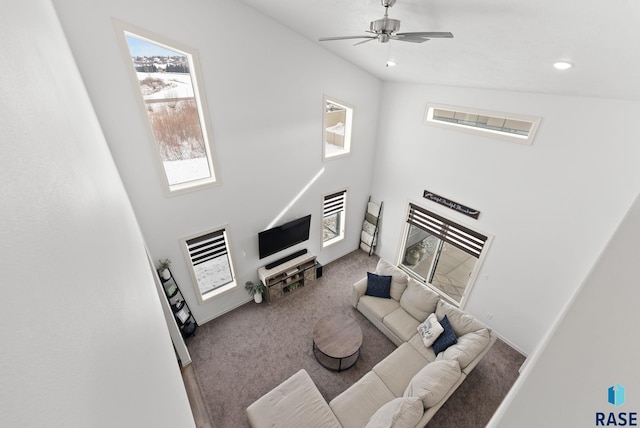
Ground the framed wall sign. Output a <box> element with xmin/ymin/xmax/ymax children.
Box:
<box><xmin>423</xmin><ymin>190</ymin><xmax>480</xmax><ymax>219</ymax></box>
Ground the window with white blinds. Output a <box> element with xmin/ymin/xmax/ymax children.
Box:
<box><xmin>400</xmin><ymin>203</ymin><xmax>490</xmax><ymax>308</ymax></box>
<box><xmin>182</xmin><ymin>226</ymin><xmax>236</xmax><ymax>301</ymax></box>
<box><xmin>323</xmin><ymin>189</ymin><xmax>347</xmax><ymax>246</ymax></box>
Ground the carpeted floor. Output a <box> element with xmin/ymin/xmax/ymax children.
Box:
<box><xmin>187</xmin><ymin>249</ymin><xmax>525</xmax><ymax>428</ymax></box>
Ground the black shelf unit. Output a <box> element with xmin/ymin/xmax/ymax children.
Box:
<box><xmin>158</xmin><ymin>268</ymin><xmax>197</xmax><ymax>338</ymax></box>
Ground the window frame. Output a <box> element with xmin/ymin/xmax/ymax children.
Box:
<box><xmin>181</xmin><ymin>225</ymin><xmax>238</xmax><ymax>303</ymax></box>
<box><xmin>397</xmin><ymin>202</ymin><xmax>492</xmax><ymax>308</ymax></box>
<box><xmin>114</xmin><ymin>20</ymin><xmax>219</xmax><ymax>196</ymax></box>
<box><xmin>322</xmin><ymin>95</ymin><xmax>354</xmax><ymax>161</ymax></box>
<box><xmin>424</xmin><ymin>102</ymin><xmax>541</xmax><ymax>146</ymax></box>
<box><xmin>322</xmin><ymin>188</ymin><xmax>348</xmax><ymax>247</ymax></box>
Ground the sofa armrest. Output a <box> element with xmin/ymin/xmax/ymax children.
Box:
<box><xmin>352</xmin><ymin>277</ymin><xmax>368</xmax><ymax>308</ymax></box>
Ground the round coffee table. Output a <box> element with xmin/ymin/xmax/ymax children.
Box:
<box><xmin>312</xmin><ymin>313</ymin><xmax>363</xmax><ymax>372</ymax></box>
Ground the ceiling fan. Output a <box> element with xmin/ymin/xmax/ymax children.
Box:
<box><xmin>319</xmin><ymin>0</ymin><xmax>453</xmax><ymax>45</ymax></box>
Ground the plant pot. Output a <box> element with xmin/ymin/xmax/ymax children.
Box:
<box><xmin>405</xmin><ymin>248</ymin><xmax>419</xmax><ymax>265</ymax></box>
<box><xmin>254</xmin><ymin>293</ymin><xmax>263</xmax><ymax>304</ymax></box>
<box><xmin>161</xmin><ymin>269</ymin><xmax>171</xmax><ymax>280</ymax></box>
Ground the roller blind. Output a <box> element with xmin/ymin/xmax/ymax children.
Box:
<box><xmin>186</xmin><ymin>229</ymin><xmax>228</xmax><ymax>266</ymax></box>
<box><xmin>323</xmin><ymin>190</ymin><xmax>347</xmax><ymax>217</ymax></box>
<box><xmin>407</xmin><ymin>203</ymin><xmax>487</xmax><ymax>258</ymax></box>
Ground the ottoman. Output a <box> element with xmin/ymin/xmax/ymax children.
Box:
<box><xmin>246</xmin><ymin>369</ymin><xmax>341</xmax><ymax>428</ymax></box>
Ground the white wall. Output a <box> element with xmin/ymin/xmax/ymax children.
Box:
<box><xmin>52</xmin><ymin>0</ymin><xmax>382</xmax><ymax>324</ymax></box>
<box><xmin>372</xmin><ymin>82</ymin><xmax>640</xmax><ymax>354</ymax></box>
<box><xmin>488</xmin><ymin>192</ymin><xmax>640</xmax><ymax>427</ymax></box>
<box><xmin>0</xmin><ymin>2</ymin><xmax>194</xmax><ymax>427</ymax></box>
<box><xmin>48</xmin><ymin>0</ymin><xmax>640</xmax><ymax>358</ymax></box>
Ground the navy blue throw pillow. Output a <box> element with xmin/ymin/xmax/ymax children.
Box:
<box><xmin>432</xmin><ymin>315</ymin><xmax>458</xmax><ymax>355</ymax></box>
<box><xmin>365</xmin><ymin>272</ymin><xmax>392</xmax><ymax>298</ymax></box>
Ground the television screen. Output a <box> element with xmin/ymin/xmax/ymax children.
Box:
<box><xmin>258</xmin><ymin>214</ymin><xmax>311</xmax><ymax>259</ymax></box>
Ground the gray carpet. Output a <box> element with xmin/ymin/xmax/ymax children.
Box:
<box><xmin>187</xmin><ymin>250</ymin><xmax>525</xmax><ymax>428</ymax></box>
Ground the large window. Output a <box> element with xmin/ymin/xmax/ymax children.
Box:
<box><xmin>323</xmin><ymin>189</ymin><xmax>347</xmax><ymax>247</ymax></box>
<box><xmin>182</xmin><ymin>226</ymin><xmax>237</xmax><ymax>302</ymax></box>
<box><xmin>323</xmin><ymin>96</ymin><xmax>353</xmax><ymax>160</ymax></box>
<box><xmin>399</xmin><ymin>203</ymin><xmax>490</xmax><ymax>307</ymax></box>
<box><xmin>119</xmin><ymin>25</ymin><xmax>217</xmax><ymax>194</ymax></box>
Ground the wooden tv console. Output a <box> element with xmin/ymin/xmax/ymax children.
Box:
<box><xmin>258</xmin><ymin>251</ymin><xmax>317</xmax><ymax>303</ymax></box>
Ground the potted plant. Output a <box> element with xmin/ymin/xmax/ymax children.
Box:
<box><xmin>245</xmin><ymin>280</ymin><xmax>266</xmax><ymax>303</ymax></box>
<box><xmin>158</xmin><ymin>259</ymin><xmax>172</xmax><ymax>280</ymax></box>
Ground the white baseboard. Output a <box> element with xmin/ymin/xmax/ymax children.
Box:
<box><xmin>197</xmin><ymin>296</ymin><xmax>254</xmax><ymax>325</ymax></box>
<box><xmin>491</xmin><ymin>329</ymin><xmax>529</xmax><ymax>360</ymax></box>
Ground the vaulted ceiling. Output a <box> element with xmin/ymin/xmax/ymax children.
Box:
<box><xmin>239</xmin><ymin>0</ymin><xmax>640</xmax><ymax>101</ymax></box>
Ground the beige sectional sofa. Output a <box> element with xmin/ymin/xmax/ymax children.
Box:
<box><xmin>246</xmin><ymin>258</ymin><xmax>496</xmax><ymax>428</ymax></box>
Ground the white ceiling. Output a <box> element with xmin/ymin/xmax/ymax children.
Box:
<box><xmin>239</xmin><ymin>0</ymin><xmax>640</xmax><ymax>101</ymax></box>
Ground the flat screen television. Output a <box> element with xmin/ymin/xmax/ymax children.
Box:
<box><xmin>258</xmin><ymin>214</ymin><xmax>311</xmax><ymax>259</ymax></box>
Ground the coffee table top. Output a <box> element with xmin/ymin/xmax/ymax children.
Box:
<box><xmin>312</xmin><ymin>313</ymin><xmax>363</xmax><ymax>359</ymax></box>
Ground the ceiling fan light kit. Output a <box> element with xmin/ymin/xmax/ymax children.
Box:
<box><xmin>553</xmin><ymin>61</ymin><xmax>573</xmax><ymax>70</ymax></box>
<box><xmin>319</xmin><ymin>0</ymin><xmax>453</xmax><ymax>45</ymax></box>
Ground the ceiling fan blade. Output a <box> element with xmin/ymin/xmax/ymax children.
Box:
<box><xmin>395</xmin><ymin>31</ymin><xmax>454</xmax><ymax>38</ymax></box>
<box><xmin>319</xmin><ymin>35</ymin><xmax>377</xmax><ymax>42</ymax></box>
<box><xmin>353</xmin><ymin>37</ymin><xmax>378</xmax><ymax>46</ymax></box>
<box><xmin>390</xmin><ymin>34</ymin><xmax>430</xmax><ymax>43</ymax></box>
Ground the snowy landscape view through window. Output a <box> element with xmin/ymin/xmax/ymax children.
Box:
<box><xmin>124</xmin><ymin>32</ymin><xmax>215</xmax><ymax>190</ymax></box>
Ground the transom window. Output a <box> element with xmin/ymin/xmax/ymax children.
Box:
<box><xmin>399</xmin><ymin>203</ymin><xmax>490</xmax><ymax>308</ymax></box>
<box><xmin>323</xmin><ymin>189</ymin><xmax>347</xmax><ymax>247</ymax></box>
<box><xmin>323</xmin><ymin>96</ymin><xmax>353</xmax><ymax>160</ymax></box>
<box><xmin>119</xmin><ymin>26</ymin><xmax>217</xmax><ymax>194</ymax></box>
<box><xmin>182</xmin><ymin>226</ymin><xmax>237</xmax><ymax>302</ymax></box>
<box><xmin>424</xmin><ymin>103</ymin><xmax>541</xmax><ymax>145</ymax></box>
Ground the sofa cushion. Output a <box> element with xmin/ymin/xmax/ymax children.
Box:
<box><xmin>407</xmin><ymin>333</ymin><xmax>438</xmax><ymax>363</ymax></box>
<box><xmin>246</xmin><ymin>369</ymin><xmax>341</xmax><ymax>428</ymax></box>
<box><xmin>375</xmin><ymin>259</ymin><xmax>409</xmax><ymax>301</ymax></box>
<box><xmin>358</xmin><ymin>295</ymin><xmax>400</xmax><ymax>322</ymax></box>
<box><xmin>372</xmin><ymin>343</ymin><xmax>430</xmax><ymax>397</ymax></box>
<box><xmin>436</xmin><ymin>299</ymin><xmax>488</xmax><ymax>337</ymax></box>
<box><xmin>436</xmin><ymin>328</ymin><xmax>491</xmax><ymax>370</ymax></box>
<box><xmin>417</xmin><ymin>313</ymin><xmax>444</xmax><ymax>347</ymax></box>
<box><xmin>330</xmin><ymin>371</ymin><xmax>396</xmax><ymax>428</ymax></box>
<box><xmin>383</xmin><ymin>308</ymin><xmax>421</xmax><ymax>343</ymax></box>
<box><xmin>363</xmin><ymin>397</ymin><xmax>423</xmax><ymax>428</ymax></box>
<box><xmin>399</xmin><ymin>279</ymin><xmax>440</xmax><ymax>322</ymax></box>
<box><xmin>403</xmin><ymin>360</ymin><xmax>462</xmax><ymax>408</ymax></box>
<box><xmin>432</xmin><ymin>315</ymin><xmax>458</xmax><ymax>355</ymax></box>
<box><xmin>366</xmin><ymin>272</ymin><xmax>392</xmax><ymax>298</ymax></box>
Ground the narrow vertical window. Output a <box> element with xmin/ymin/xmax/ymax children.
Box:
<box><xmin>182</xmin><ymin>227</ymin><xmax>237</xmax><ymax>302</ymax></box>
<box><xmin>323</xmin><ymin>189</ymin><xmax>347</xmax><ymax>247</ymax></box>
<box><xmin>120</xmin><ymin>27</ymin><xmax>216</xmax><ymax>194</ymax></box>
<box><xmin>323</xmin><ymin>96</ymin><xmax>354</xmax><ymax>160</ymax></box>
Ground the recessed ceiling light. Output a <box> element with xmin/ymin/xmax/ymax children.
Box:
<box><xmin>386</xmin><ymin>60</ymin><xmax>397</xmax><ymax>67</ymax></box>
<box><xmin>553</xmin><ymin>61</ymin><xmax>573</xmax><ymax>70</ymax></box>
